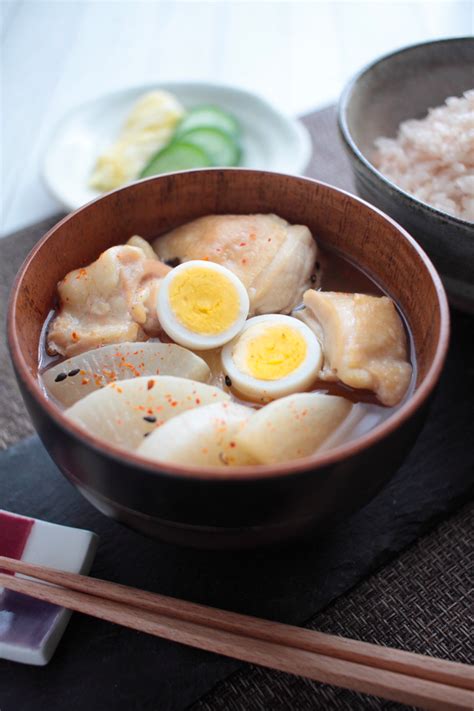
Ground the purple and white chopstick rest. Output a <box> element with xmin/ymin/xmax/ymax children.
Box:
<box><xmin>0</xmin><ymin>509</ymin><xmax>98</xmax><ymax>665</ymax></box>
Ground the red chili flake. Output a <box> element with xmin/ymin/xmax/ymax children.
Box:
<box><xmin>229</xmin><ymin>441</ymin><xmax>236</xmax><ymax>448</ymax></box>
<box><xmin>241</xmin><ymin>258</ymin><xmax>247</xmax><ymax>264</ymax></box>
<box><xmin>71</xmin><ymin>332</ymin><xmax>80</xmax><ymax>342</ymax></box>
<box><xmin>122</xmin><ymin>362</ymin><xmax>141</xmax><ymax>377</ymax></box>
<box><xmin>81</xmin><ymin>378</ymin><xmax>90</xmax><ymax>385</ymax></box>
<box><xmin>147</xmin><ymin>407</ymin><xmax>153</xmax><ymax>415</ymax></box>
<box><xmin>201</xmin><ymin>256</ymin><xmax>209</xmax><ymax>261</ymax></box>
<box><xmin>239</xmin><ymin>242</ymin><xmax>247</xmax><ymax>247</ymax></box>
<box><xmin>171</xmin><ymin>401</ymin><xmax>178</xmax><ymax>407</ymax></box>
<box><xmin>75</xmin><ymin>268</ymin><xmax>88</xmax><ymax>280</ymax></box>
<box><xmin>147</xmin><ymin>379</ymin><xmax>155</xmax><ymax>390</ymax></box>
<box><xmin>195</xmin><ymin>398</ymin><xmax>201</xmax><ymax>404</ymax></box>
<box><xmin>116</xmin><ymin>386</ymin><xmax>123</xmax><ymax>393</ymax></box>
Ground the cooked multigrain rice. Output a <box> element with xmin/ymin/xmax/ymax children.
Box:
<box><xmin>372</xmin><ymin>90</ymin><xmax>474</xmax><ymax>222</ymax></box>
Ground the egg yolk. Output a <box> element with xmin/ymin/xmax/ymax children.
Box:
<box><xmin>234</xmin><ymin>325</ymin><xmax>307</xmax><ymax>380</ymax></box>
<box><xmin>169</xmin><ymin>267</ymin><xmax>240</xmax><ymax>335</ymax></box>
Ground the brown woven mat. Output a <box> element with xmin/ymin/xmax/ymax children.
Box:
<box><xmin>192</xmin><ymin>503</ymin><xmax>473</xmax><ymax>710</ymax></box>
<box><xmin>1</xmin><ymin>106</ymin><xmax>472</xmax><ymax>711</ymax></box>
<box><xmin>1</xmin><ymin>214</ymin><xmax>64</xmax><ymax>449</ymax></box>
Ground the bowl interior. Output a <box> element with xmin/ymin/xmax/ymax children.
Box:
<box><xmin>9</xmin><ymin>169</ymin><xmax>448</xmax><ymax>473</ymax></box>
<box><xmin>344</xmin><ymin>38</ymin><xmax>474</xmax><ymax>158</ymax></box>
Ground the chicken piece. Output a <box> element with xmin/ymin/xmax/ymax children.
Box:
<box><xmin>153</xmin><ymin>214</ymin><xmax>318</xmax><ymax>315</ymax></box>
<box><xmin>47</xmin><ymin>238</ymin><xmax>170</xmax><ymax>357</ymax></box>
<box><xmin>127</xmin><ymin>234</ymin><xmax>158</xmax><ymax>260</ymax></box>
<box><xmin>291</xmin><ymin>305</ymin><xmax>324</xmax><ymax>343</ymax></box>
<box><xmin>303</xmin><ymin>290</ymin><xmax>412</xmax><ymax>406</ymax></box>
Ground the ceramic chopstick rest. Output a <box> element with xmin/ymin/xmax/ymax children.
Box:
<box><xmin>0</xmin><ymin>509</ymin><xmax>98</xmax><ymax>665</ymax></box>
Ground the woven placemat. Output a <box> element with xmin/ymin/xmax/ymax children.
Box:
<box><xmin>0</xmin><ymin>214</ymin><xmax>63</xmax><ymax>449</ymax></box>
<box><xmin>193</xmin><ymin>503</ymin><xmax>473</xmax><ymax>711</ymax></box>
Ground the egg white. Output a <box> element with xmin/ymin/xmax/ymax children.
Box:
<box><xmin>221</xmin><ymin>314</ymin><xmax>322</xmax><ymax>401</ymax></box>
<box><xmin>157</xmin><ymin>260</ymin><xmax>250</xmax><ymax>350</ymax></box>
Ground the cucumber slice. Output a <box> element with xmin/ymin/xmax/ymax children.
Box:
<box><xmin>178</xmin><ymin>127</ymin><xmax>241</xmax><ymax>166</ymax></box>
<box><xmin>140</xmin><ymin>142</ymin><xmax>212</xmax><ymax>177</ymax></box>
<box><xmin>176</xmin><ymin>105</ymin><xmax>240</xmax><ymax>139</ymax></box>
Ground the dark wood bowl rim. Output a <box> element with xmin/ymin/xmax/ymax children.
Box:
<box><xmin>8</xmin><ymin>169</ymin><xmax>450</xmax><ymax>482</ymax></box>
<box><xmin>338</xmin><ymin>36</ymin><xmax>474</xmax><ymax>231</ymax></box>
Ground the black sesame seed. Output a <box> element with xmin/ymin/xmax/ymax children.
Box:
<box><xmin>316</xmin><ymin>261</ymin><xmax>321</xmax><ymax>270</ymax></box>
<box><xmin>68</xmin><ymin>368</ymin><xmax>80</xmax><ymax>377</ymax></box>
<box><xmin>143</xmin><ymin>415</ymin><xmax>157</xmax><ymax>423</ymax></box>
<box><xmin>164</xmin><ymin>257</ymin><xmax>180</xmax><ymax>268</ymax></box>
<box><xmin>54</xmin><ymin>372</ymin><xmax>67</xmax><ymax>382</ymax></box>
<box><xmin>225</xmin><ymin>375</ymin><xmax>232</xmax><ymax>387</ymax></box>
<box><xmin>143</xmin><ymin>432</ymin><xmax>151</xmax><ymax>438</ymax></box>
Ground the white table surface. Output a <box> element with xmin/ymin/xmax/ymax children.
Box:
<box><xmin>1</xmin><ymin>0</ymin><xmax>472</xmax><ymax>236</ymax></box>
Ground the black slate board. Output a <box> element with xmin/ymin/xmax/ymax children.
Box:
<box><xmin>1</xmin><ymin>309</ymin><xmax>473</xmax><ymax>711</ymax></box>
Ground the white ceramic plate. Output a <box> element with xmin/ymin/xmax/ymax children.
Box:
<box><xmin>42</xmin><ymin>82</ymin><xmax>312</xmax><ymax>211</ymax></box>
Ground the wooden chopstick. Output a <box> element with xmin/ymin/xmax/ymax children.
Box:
<box><xmin>0</xmin><ymin>561</ymin><xmax>472</xmax><ymax>710</ymax></box>
<box><xmin>1</xmin><ymin>555</ymin><xmax>471</xmax><ymax>692</ymax></box>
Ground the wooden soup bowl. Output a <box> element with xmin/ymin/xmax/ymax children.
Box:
<box><xmin>8</xmin><ymin>170</ymin><xmax>449</xmax><ymax>548</ymax></box>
